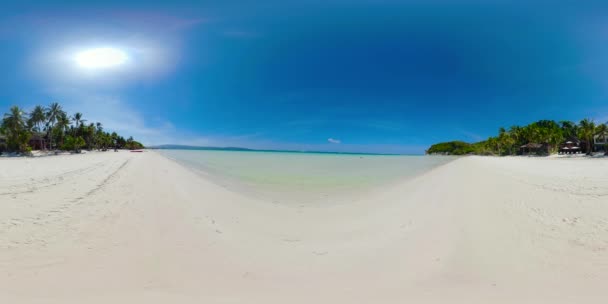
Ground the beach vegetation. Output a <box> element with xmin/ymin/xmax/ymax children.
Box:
<box><xmin>578</xmin><ymin>119</ymin><xmax>596</xmax><ymax>155</ymax></box>
<box><xmin>1</xmin><ymin>106</ymin><xmax>32</xmax><ymax>153</ymax></box>
<box><xmin>428</xmin><ymin>119</ymin><xmax>608</xmax><ymax>156</ymax></box>
<box><xmin>0</xmin><ymin>102</ymin><xmax>144</xmax><ymax>154</ymax></box>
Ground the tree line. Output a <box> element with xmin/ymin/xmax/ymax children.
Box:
<box><xmin>427</xmin><ymin>119</ymin><xmax>608</xmax><ymax>156</ymax></box>
<box><xmin>1</xmin><ymin>102</ymin><xmax>144</xmax><ymax>154</ymax></box>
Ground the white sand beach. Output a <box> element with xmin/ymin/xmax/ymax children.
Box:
<box><xmin>1</xmin><ymin>151</ymin><xmax>608</xmax><ymax>303</ymax></box>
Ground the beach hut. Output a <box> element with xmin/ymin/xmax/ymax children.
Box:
<box><xmin>520</xmin><ymin>143</ymin><xmax>546</xmax><ymax>155</ymax></box>
<box><xmin>559</xmin><ymin>138</ymin><xmax>582</xmax><ymax>154</ymax></box>
<box><xmin>28</xmin><ymin>132</ymin><xmax>46</xmax><ymax>150</ymax></box>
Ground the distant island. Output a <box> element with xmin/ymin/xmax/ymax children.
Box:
<box><xmin>148</xmin><ymin>144</ymin><xmax>398</xmax><ymax>156</ymax></box>
<box><xmin>149</xmin><ymin>144</ymin><xmax>255</xmax><ymax>151</ymax></box>
<box><xmin>1</xmin><ymin>102</ymin><xmax>144</xmax><ymax>155</ymax></box>
<box><xmin>427</xmin><ymin>119</ymin><xmax>608</xmax><ymax>156</ymax></box>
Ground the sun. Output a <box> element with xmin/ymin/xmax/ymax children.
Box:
<box><xmin>75</xmin><ymin>47</ymin><xmax>128</xmax><ymax>69</ymax></box>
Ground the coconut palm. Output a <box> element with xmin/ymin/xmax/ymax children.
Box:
<box><xmin>28</xmin><ymin>105</ymin><xmax>47</xmax><ymax>150</ymax></box>
<box><xmin>111</xmin><ymin>132</ymin><xmax>119</xmax><ymax>150</ymax></box>
<box><xmin>541</xmin><ymin>120</ymin><xmax>563</xmax><ymax>153</ymax></box>
<box><xmin>73</xmin><ymin>112</ymin><xmax>86</xmax><ymax>128</ymax></box>
<box><xmin>486</xmin><ymin>136</ymin><xmax>499</xmax><ymax>155</ymax></box>
<box><xmin>2</xmin><ymin>106</ymin><xmax>27</xmax><ymax>133</ymax></box>
<box><xmin>45</xmin><ymin>102</ymin><xmax>65</xmax><ymax>149</ymax></box>
<box><xmin>89</xmin><ymin>122</ymin><xmax>101</xmax><ymax>150</ymax></box>
<box><xmin>45</xmin><ymin>102</ymin><xmax>63</xmax><ymax>127</ymax></box>
<box><xmin>560</xmin><ymin>120</ymin><xmax>578</xmax><ymax>139</ymax></box>
<box><xmin>2</xmin><ymin>106</ymin><xmax>31</xmax><ymax>152</ymax></box>
<box><xmin>55</xmin><ymin>112</ymin><xmax>71</xmax><ymax>148</ymax></box>
<box><xmin>83</xmin><ymin>123</ymin><xmax>95</xmax><ymax>149</ymax></box>
<box><xmin>578</xmin><ymin>118</ymin><xmax>596</xmax><ymax>155</ymax></box>
<box><xmin>498</xmin><ymin>127</ymin><xmax>518</xmax><ymax>156</ymax></box>
<box><xmin>1</xmin><ymin>102</ymin><xmax>144</xmax><ymax>153</ymax></box>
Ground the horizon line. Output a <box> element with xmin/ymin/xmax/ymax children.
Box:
<box><xmin>147</xmin><ymin>144</ymin><xmax>422</xmax><ymax>156</ymax></box>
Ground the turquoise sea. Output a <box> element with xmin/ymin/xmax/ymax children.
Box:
<box><xmin>158</xmin><ymin>149</ymin><xmax>457</xmax><ymax>203</ymax></box>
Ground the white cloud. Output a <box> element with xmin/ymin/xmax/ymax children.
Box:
<box><xmin>328</xmin><ymin>138</ymin><xmax>341</xmax><ymax>144</ymax></box>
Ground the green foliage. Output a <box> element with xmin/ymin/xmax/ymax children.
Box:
<box><xmin>74</xmin><ymin>136</ymin><xmax>85</xmax><ymax>150</ymax></box>
<box><xmin>60</xmin><ymin>135</ymin><xmax>74</xmax><ymax>151</ymax></box>
<box><xmin>61</xmin><ymin>135</ymin><xmax>86</xmax><ymax>152</ymax></box>
<box><xmin>1</xmin><ymin>106</ymin><xmax>31</xmax><ymax>153</ymax></box>
<box><xmin>125</xmin><ymin>136</ymin><xmax>145</xmax><ymax>150</ymax></box>
<box><xmin>578</xmin><ymin>119</ymin><xmax>596</xmax><ymax>155</ymax></box>
<box><xmin>427</xmin><ymin>141</ymin><xmax>475</xmax><ymax>155</ymax></box>
<box><xmin>428</xmin><ymin>119</ymin><xmax>608</xmax><ymax>156</ymax></box>
<box><xmin>2</xmin><ymin>102</ymin><xmax>144</xmax><ymax>153</ymax></box>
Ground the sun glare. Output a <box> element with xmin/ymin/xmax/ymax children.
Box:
<box><xmin>75</xmin><ymin>47</ymin><xmax>128</xmax><ymax>69</ymax></box>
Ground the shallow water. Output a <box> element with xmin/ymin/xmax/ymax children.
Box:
<box><xmin>158</xmin><ymin>150</ymin><xmax>457</xmax><ymax>203</ymax></box>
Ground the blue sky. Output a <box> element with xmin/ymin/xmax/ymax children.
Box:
<box><xmin>2</xmin><ymin>1</ymin><xmax>608</xmax><ymax>154</ymax></box>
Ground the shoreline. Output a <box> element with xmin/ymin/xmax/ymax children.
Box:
<box><xmin>1</xmin><ymin>151</ymin><xmax>608</xmax><ymax>303</ymax></box>
<box><xmin>154</xmin><ymin>150</ymin><xmax>459</xmax><ymax>205</ymax></box>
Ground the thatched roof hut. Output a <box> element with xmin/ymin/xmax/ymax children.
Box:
<box><xmin>520</xmin><ymin>143</ymin><xmax>547</xmax><ymax>155</ymax></box>
<box><xmin>28</xmin><ymin>132</ymin><xmax>46</xmax><ymax>150</ymax></box>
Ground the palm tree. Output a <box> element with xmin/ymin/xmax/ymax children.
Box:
<box><xmin>497</xmin><ymin>127</ymin><xmax>506</xmax><ymax>156</ymax></box>
<box><xmin>73</xmin><ymin>112</ymin><xmax>83</xmax><ymax>126</ymax></box>
<box><xmin>595</xmin><ymin>123</ymin><xmax>608</xmax><ymax>154</ymax></box>
<box><xmin>110</xmin><ymin>132</ymin><xmax>119</xmax><ymax>150</ymax></box>
<box><xmin>1</xmin><ymin>102</ymin><xmax>145</xmax><ymax>153</ymax></box>
<box><xmin>83</xmin><ymin>123</ymin><xmax>95</xmax><ymax>149</ymax></box>
<box><xmin>2</xmin><ymin>106</ymin><xmax>27</xmax><ymax>133</ymax></box>
<box><xmin>45</xmin><ymin>102</ymin><xmax>64</xmax><ymax>149</ymax></box>
<box><xmin>2</xmin><ymin>106</ymin><xmax>30</xmax><ymax>152</ymax></box>
<box><xmin>58</xmin><ymin>113</ymin><xmax>70</xmax><ymax>129</ymax></box>
<box><xmin>486</xmin><ymin>136</ymin><xmax>499</xmax><ymax>155</ymax></box>
<box><xmin>508</xmin><ymin>125</ymin><xmax>524</xmax><ymax>153</ymax></box>
<box><xmin>560</xmin><ymin>120</ymin><xmax>578</xmax><ymax>139</ymax></box>
<box><xmin>28</xmin><ymin>105</ymin><xmax>47</xmax><ymax>150</ymax></box>
<box><xmin>542</xmin><ymin>120</ymin><xmax>563</xmax><ymax>153</ymax></box>
<box><xmin>93</xmin><ymin>122</ymin><xmax>103</xmax><ymax>150</ymax></box>
<box><xmin>498</xmin><ymin>127</ymin><xmax>518</xmax><ymax>156</ymax></box>
<box><xmin>548</xmin><ymin>128</ymin><xmax>564</xmax><ymax>153</ymax></box>
<box><xmin>578</xmin><ymin>118</ymin><xmax>596</xmax><ymax>155</ymax></box>
<box><xmin>72</xmin><ymin>112</ymin><xmax>86</xmax><ymax>134</ymax></box>
<box><xmin>55</xmin><ymin>112</ymin><xmax>70</xmax><ymax>148</ymax></box>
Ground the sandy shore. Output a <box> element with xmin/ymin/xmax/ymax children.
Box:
<box><xmin>1</xmin><ymin>151</ymin><xmax>608</xmax><ymax>303</ymax></box>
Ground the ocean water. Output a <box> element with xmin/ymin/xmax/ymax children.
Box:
<box><xmin>158</xmin><ymin>150</ymin><xmax>457</xmax><ymax>203</ymax></box>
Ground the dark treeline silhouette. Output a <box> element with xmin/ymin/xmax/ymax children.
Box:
<box><xmin>1</xmin><ymin>102</ymin><xmax>144</xmax><ymax>154</ymax></box>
